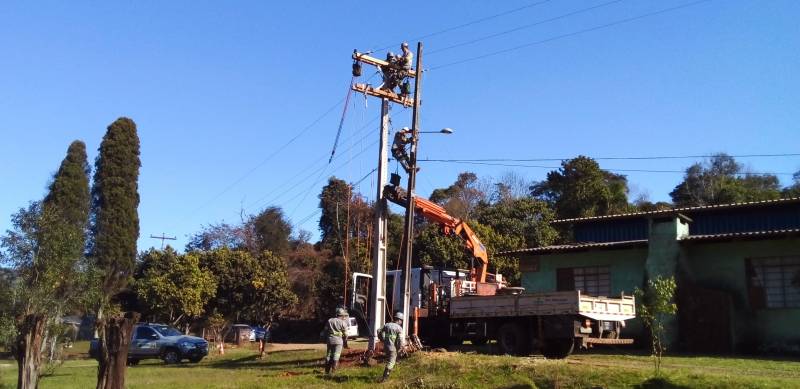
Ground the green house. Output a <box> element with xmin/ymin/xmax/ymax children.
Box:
<box><xmin>505</xmin><ymin>198</ymin><xmax>800</xmax><ymax>354</ymax></box>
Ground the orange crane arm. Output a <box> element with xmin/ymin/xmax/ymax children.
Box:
<box><xmin>385</xmin><ymin>185</ymin><xmax>490</xmax><ymax>283</ymax></box>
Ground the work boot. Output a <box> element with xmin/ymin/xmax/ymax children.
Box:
<box><xmin>324</xmin><ymin>360</ymin><xmax>331</xmax><ymax>375</ymax></box>
<box><xmin>378</xmin><ymin>367</ymin><xmax>391</xmax><ymax>383</ymax></box>
<box><xmin>330</xmin><ymin>360</ymin><xmax>339</xmax><ymax>376</ymax></box>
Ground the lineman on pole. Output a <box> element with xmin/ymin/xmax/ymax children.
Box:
<box><xmin>378</xmin><ymin>311</ymin><xmax>406</xmax><ymax>383</ymax></box>
<box><xmin>323</xmin><ymin>308</ymin><xmax>350</xmax><ymax>376</ymax></box>
<box><xmin>380</xmin><ymin>43</ymin><xmax>414</xmax><ymax>97</ymax></box>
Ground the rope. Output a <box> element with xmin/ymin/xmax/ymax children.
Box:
<box><xmin>329</xmin><ymin>76</ymin><xmax>356</xmax><ymax>163</ymax></box>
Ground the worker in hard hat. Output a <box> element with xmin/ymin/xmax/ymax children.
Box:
<box><xmin>378</xmin><ymin>311</ymin><xmax>406</xmax><ymax>383</ymax></box>
<box><xmin>323</xmin><ymin>307</ymin><xmax>350</xmax><ymax>376</ymax></box>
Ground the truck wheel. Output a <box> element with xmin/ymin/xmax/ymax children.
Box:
<box><xmin>162</xmin><ymin>349</ymin><xmax>180</xmax><ymax>364</ymax></box>
<box><xmin>497</xmin><ymin>322</ymin><xmax>529</xmax><ymax>355</ymax></box>
<box><xmin>127</xmin><ymin>359</ymin><xmax>139</xmax><ymax>366</ymax></box>
<box><xmin>541</xmin><ymin>338</ymin><xmax>574</xmax><ymax>359</ymax></box>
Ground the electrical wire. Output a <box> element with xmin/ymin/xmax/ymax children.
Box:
<box><xmin>370</xmin><ymin>0</ymin><xmax>552</xmax><ymax>53</ymax></box>
<box><xmin>428</xmin><ymin>0</ymin><xmax>626</xmax><ymax>55</ymax></box>
<box><xmin>419</xmin><ymin>160</ymin><xmax>796</xmax><ymax>176</ymax></box>
<box><xmin>181</xmin><ymin>98</ymin><xmax>345</xmax><ymax>221</ymax></box>
<box><xmin>244</xmin><ymin>115</ymin><xmax>380</xmax><ymax>211</ymax></box>
<box><xmin>428</xmin><ymin>0</ymin><xmax>712</xmax><ymax>71</ymax></box>
<box><xmin>294</xmin><ymin>167</ymin><xmax>378</xmax><ymax>227</ymax></box>
<box><xmin>420</xmin><ymin>153</ymin><xmax>800</xmax><ymax>163</ymax></box>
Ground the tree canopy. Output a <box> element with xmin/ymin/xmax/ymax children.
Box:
<box><xmin>669</xmin><ymin>154</ymin><xmax>781</xmax><ymax>207</ymax></box>
<box><xmin>531</xmin><ymin>156</ymin><xmax>631</xmax><ymax>220</ymax></box>
<box><xmin>91</xmin><ymin>117</ymin><xmax>141</xmax><ymax>301</ymax></box>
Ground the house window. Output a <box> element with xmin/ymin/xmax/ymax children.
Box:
<box><xmin>747</xmin><ymin>256</ymin><xmax>800</xmax><ymax>309</ymax></box>
<box><xmin>556</xmin><ymin>266</ymin><xmax>611</xmax><ymax>296</ymax></box>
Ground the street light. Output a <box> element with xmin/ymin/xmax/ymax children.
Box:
<box><xmin>402</xmin><ymin>127</ymin><xmax>454</xmax><ymax>135</ymax></box>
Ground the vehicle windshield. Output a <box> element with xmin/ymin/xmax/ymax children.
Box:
<box><xmin>152</xmin><ymin>325</ymin><xmax>182</xmax><ymax>337</ymax></box>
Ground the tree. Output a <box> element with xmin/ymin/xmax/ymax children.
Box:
<box><xmin>1</xmin><ymin>140</ymin><xmax>90</xmax><ymax>389</ymax></box>
<box><xmin>90</xmin><ymin>118</ymin><xmax>141</xmax><ymax>389</ymax></box>
<box><xmin>250</xmin><ymin>206</ymin><xmax>292</xmax><ymax>255</ymax></box>
<box><xmin>429</xmin><ymin>172</ymin><xmax>488</xmax><ymax>220</ymax></box>
<box><xmin>782</xmin><ymin>170</ymin><xmax>800</xmax><ymax>198</ymax></box>
<box><xmin>185</xmin><ymin>222</ymin><xmax>246</xmax><ymax>252</ymax></box>
<box><xmin>531</xmin><ymin>156</ymin><xmax>631</xmax><ymax>220</ymax></box>
<box><xmin>134</xmin><ymin>248</ymin><xmax>216</xmax><ymax>330</ymax></box>
<box><xmin>669</xmin><ymin>154</ymin><xmax>781</xmax><ymax>207</ymax></box>
<box><xmin>634</xmin><ymin>276</ymin><xmax>678</xmax><ymax>377</ymax></box>
<box><xmin>252</xmin><ymin>251</ymin><xmax>298</xmax><ymax>325</ymax></box>
<box><xmin>198</xmin><ymin>248</ymin><xmax>296</xmax><ymax>329</ymax></box>
<box><xmin>318</xmin><ymin>177</ymin><xmax>352</xmax><ymax>256</ymax></box>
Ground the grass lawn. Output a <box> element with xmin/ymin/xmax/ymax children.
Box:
<box><xmin>1</xmin><ymin>342</ymin><xmax>798</xmax><ymax>389</ymax></box>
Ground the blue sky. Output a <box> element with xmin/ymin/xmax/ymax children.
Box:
<box><xmin>1</xmin><ymin>0</ymin><xmax>799</xmax><ymax>251</ymax></box>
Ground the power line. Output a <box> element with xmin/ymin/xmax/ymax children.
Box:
<box><xmin>420</xmin><ymin>153</ymin><xmax>800</xmax><ymax>163</ymax></box>
<box><xmin>428</xmin><ymin>0</ymin><xmax>625</xmax><ymax>55</ymax></box>
<box><xmin>294</xmin><ymin>167</ymin><xmax>378</xmax><ymax>227</ymax></box>
<box><xmin>244</xmin><ymin>115</ymin><xmax>380</xmax><ymax>212</ymax></box>
<box><xmin>419</xmin><ymin>160</ymin><xmax>796</xmax><ymax>176</ymax></box>
<box><xmin>429</xmin><ymin>0</ymin><xmax>712</xmax><ymax>71</ymax></box>
<box><xmin>182</xmin><ymin>97</ymin><xmax>344</xmax><ymax>220</ymax></box>
<box><xmin>371</xmin><ymin>0</ymin><xmax>552</xmax><ymax>52</ymax></box>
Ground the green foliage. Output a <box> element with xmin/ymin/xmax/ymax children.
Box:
<box><xmin>428</xmin><ymin>172</ymin><xmax>486</xmax><ymax>220</ymax></box>
<box><xmin>91</xmin><ymin>117</ymin><xmax>141</xmax><ymax>302</ymax></box>
<box><xmin>134</xmin><ymin>248</ymin><xmax>217</xmax><ymax>324</ymax></box>
<box><xmin>251</xmin><ymin>206</ymin><xmax>292</xmax><ymax>255</ymax></box>
<box><xmin>634</xmin><ymin>276</ymin><xmax>678</xmax><ymax>376</ymax></box>
<box><xmin>669</xmin><ymin>154</ymin><xmax>781</xmax><ymax>207</ymax></box>
<box><xmin>318</xmin><ymin>177</ymin><xmax>352</xmax><ymax>255</ymax></box>
<box><xmin>531</xmin><ymin>156</ymin><xmax>631</xmax><ymax>220</ymax></box>
<box><xmin>253</xmin><ymin>251</ymin><xmax>298</xmax><ymax>323</ymax></box>
<box><xmin>197</xmin><ymin>248</ymin><xmax>296</xmax><ymax>325</ymax></box>
<box><xmin>0</xmin><ymin>269</ymin><xmax>15</xmax><ymax>349</ymax></box>
<box><xmin>782</xmin><ymin>170</ymin><xmax>800</xmax><ymax>198</ymax></box>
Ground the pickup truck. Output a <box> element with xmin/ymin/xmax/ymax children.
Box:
<box><xmin>90</xmin><ymin>323</ymin><xmax>208</xmax><ymax>365</ymax></box>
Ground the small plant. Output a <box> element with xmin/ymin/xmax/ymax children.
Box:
<box><xmin>634</xmin><ymin>276</ymin><xmax>677</xmax><ymax>376</ymax></box>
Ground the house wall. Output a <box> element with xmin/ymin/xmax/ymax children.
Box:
<box><xmin>520</xmin><ymin>248</ymin><xmax>649</xmax><ymax>338</ymax></box>
<box><xmin>683</xmin><ymin>238</ymin><xmax>800</xmax><ymax>351</ymax></box>
<box><xmin>521</xmin><ymin>248</ymin><xmax>648</xmax><ymax>295</ymax></box>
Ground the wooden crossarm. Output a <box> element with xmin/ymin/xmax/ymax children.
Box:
<box><xmin>351</xmin><ymin>83</ymin><xmax>414</xmax><ymax>107</ymax></box>
<box><xmin>352</xmin><ymin>52</ymin><xmax>417</xmax><ymax>78</ymax></box>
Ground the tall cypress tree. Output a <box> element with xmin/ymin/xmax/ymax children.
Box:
<box><xmin>91</xmin><ymin>117</ymin><xmax>141</xmax><ymax>389</ymax></box>
<box><xmin>10</xmin><ymin>140</ymin><xmax>90</xmax><ymax>389</ymax></box>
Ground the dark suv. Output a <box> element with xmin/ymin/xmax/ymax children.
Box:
<box><xmin>90</xmin><ymin>323</ymin><xmax>208</xmax><ymax>365</ymax></box>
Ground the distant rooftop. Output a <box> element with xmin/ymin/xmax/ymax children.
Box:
<box><xmin>553</xmin><ymin>197</ymin><xmax>800</xmax><ymax>224</ymax></box>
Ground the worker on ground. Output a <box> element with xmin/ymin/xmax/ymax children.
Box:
<box><xmin>378</xmin><ymin>311</ymin><xmax>406</xmax><ymax>383</ymax></box>
<box><xmin>323</xmin><ymin>307</ymin><xmax>350</xmax><ymax>376</ymax></box>
<box><xmin>254</xmin><ymin>324</ymin><xmax>268</xmax><ymax>359</ymax></box>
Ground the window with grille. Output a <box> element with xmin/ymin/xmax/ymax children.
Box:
<box><xmin>746</xmin><ymin>256</ymin><xmax>800</xmax><ymax>309</ymax></box>
<box><xmin>556</xmin><ymin>266</ymin><xmax>611</xmax><ymax>297</ymax></box>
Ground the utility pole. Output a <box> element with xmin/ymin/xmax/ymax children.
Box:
<box><xmin>150</xmin><ymin>233</ymin><xmax>176</xmax><ymax>249</ymax></box>
<box><xmin>366</xmin><ymin>98</ymin><xmax>390</xmax><ymax>357</ymax></box>
<box><xmin>350</xmin><ymin>46</ymin><xmax>419</xmax><ymax>360</ymax></box>
<box><xmin>399</xmin><ymin>42</ymin><xmax>423</xmax><ymax>339</ymax></box>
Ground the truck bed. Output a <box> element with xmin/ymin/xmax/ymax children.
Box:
<box><xmin>449</xmin><ymin>290</ymin><xmax>635</xmax><ymax>321</ymax></box>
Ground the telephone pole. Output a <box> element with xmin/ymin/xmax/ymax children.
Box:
<box><xmin>399</xmin><ymin>42</ymin><xmax>423</xmax><ymax>339</ymax></box>
<box><xmin>150</xmin><ymin>233</ymin><xmax>176</xmax><ymax>249</ymax></box>
<box><xmin>350</xmin><ymin>45</ymin><xmax>420</xmax><ymax>359</ymax></box>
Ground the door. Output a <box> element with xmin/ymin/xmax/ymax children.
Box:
<box><xmin>132</xmin><ymin>326</ymin><xmax>161</xmax><ymax>357</ymax></box>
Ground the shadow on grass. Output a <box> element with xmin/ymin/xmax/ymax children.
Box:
<box><xmin>634</xmin><ymin>377</ymin><xmax>691</xmax><ymax>389</ymax></box>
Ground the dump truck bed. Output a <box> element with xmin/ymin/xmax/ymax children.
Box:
<box><xmin>449</xmin><ymin>290</ymin><xmax>635</xmax><ymax>321</ymax></box>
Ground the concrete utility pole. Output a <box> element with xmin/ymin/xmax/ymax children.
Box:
<box><xmin>399</xmin><ymin>42</ymin><xmax>423</xmax><ymax>338</ymax></box>
<box><xmin>367</xmin><ymin>99</ymin><xmax>390</xmax><ymax>354</ymax></box>
<box><xmin>350</xmin><ymin>45</ymin><xmax>420</xmax><ymax>359</ymax></box>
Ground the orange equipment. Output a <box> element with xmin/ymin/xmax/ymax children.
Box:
<box><xmin>384</xmin><ymin>184</ymin><xmax>490</xmax><ymax>283</ymax></box>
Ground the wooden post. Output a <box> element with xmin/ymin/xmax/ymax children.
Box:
<box><xmin>400</xmin><ymin>42</ymin><xmax>423</xmax><ymax>339</ymax></box>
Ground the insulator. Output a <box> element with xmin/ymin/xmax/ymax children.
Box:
<box><xmin>352</xmin><ymin>61</ymin><xmax>362</xmax><ymax>77</ymax></box>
